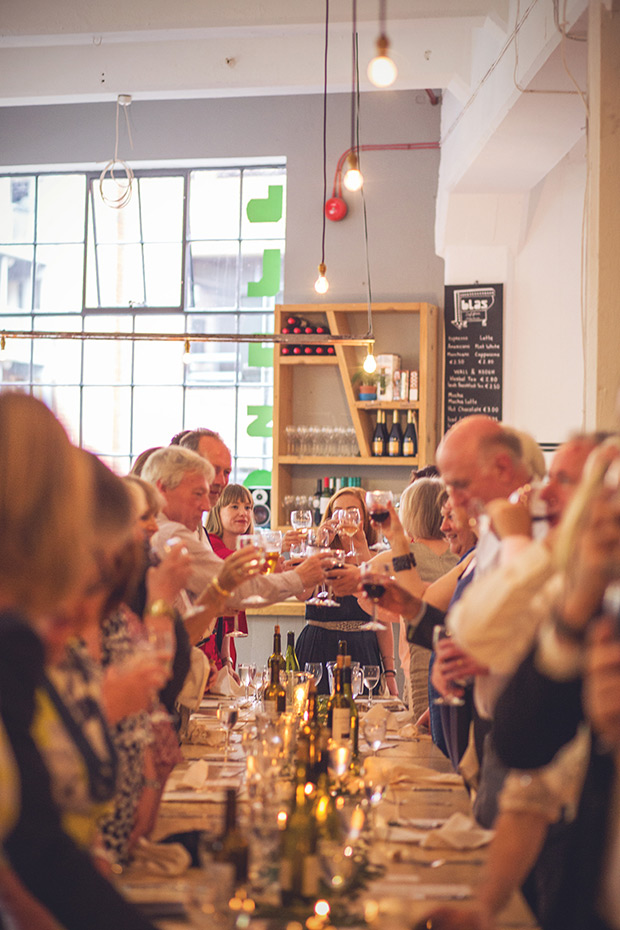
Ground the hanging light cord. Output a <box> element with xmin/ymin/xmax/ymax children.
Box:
<box><xmin>350</xmin><ymin>0</ymin><xmax>358</xmax><ymax>157</ymax></box>
<box><xmin>320</xmin><ymin>0</ymin><xmax>330</xmax><ymax>267</ymax></box>
<box><xmin>354</xmin><ymin>32</ymin><xmax>373</xmax><ymax>340</ymax></box>
<box><xmin>99</xmin><ymin>96</ymin><xmax>135</xmax><ymax>209</ymax></box>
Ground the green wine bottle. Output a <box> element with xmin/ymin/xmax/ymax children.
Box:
<box><xmin>264</xmin><ymin>655</ymin><xmax>286</xmax><ymax>719</ymax></box>
<box><xmin>279</xmin><ymin>768</ymin><xmax>319</xmax><ymax>904</ymax></box>
<box><xmin>213</xmin><ymin>788</ymin><xmax>249</xmax><ymax>885</ymax></box>
<box><xmin>285</xmin><ymin>630</ymin><xmax>300</xmax><ymax>671</ymax></box>
<box><xmin>343</xmin><ymin>656</ymin><xmax>360</xmax><ymax>772</ymax></box>
<box><xmin>269</xmin><ymin>624</ymin><xmax>286</xmax><ymax>675</ymax></box>
<box><xmin>326</xmin><ymin>655</ymin><xmax>350</xmax><ymax>743</ymax></box>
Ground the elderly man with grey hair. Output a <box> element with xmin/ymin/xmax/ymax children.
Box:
<box><xmin>142</xmin><ymin>446</ymin><xmax>324</xmax><ymax>636</ymax></box>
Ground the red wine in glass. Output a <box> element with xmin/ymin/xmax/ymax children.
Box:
<box><xmin>369</xmin><ymin>508</ymin><xmax>390</xmax><ymax>524</ymax></box>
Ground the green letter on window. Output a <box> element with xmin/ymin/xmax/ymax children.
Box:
<box><xmin>246</xmin><ymin>185</ymin><xmax>283</xmax><ymax>224</ymax></box>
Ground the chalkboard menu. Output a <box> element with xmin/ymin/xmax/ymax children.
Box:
<box><xmin>443</xmin><ymin>284</ymin><xmax>503</xmax><ymax>432</ymax></box>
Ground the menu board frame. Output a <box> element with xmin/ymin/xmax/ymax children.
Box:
<box><xmin>443</xmin><ymin>283</ymin><xmax>503</xmax><ymax>432</ymax></box>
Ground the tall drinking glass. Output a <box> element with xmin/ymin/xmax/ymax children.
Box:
<box><xmin>362</xmin><ymin>664</ymin><xmax>380</xmax><ymax>706</ymax></box>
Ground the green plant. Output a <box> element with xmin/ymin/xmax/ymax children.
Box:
<box><xmin>351</xmin><ymin>367</ymin><xmax>387</xmax><ymax>389</ymax></box>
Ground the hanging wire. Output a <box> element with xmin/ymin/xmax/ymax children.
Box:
<box><xmin>99</xmin><ymin>96</ymin><xmax>135</xmax><ymax>209</ymax></box>
<box><xmin>319</xmin><ymin>0</ymin><xmax>330</xmax><ymax>266</ymax></box>
<box><xmin>355</xmin><ymin>32</ymin><xmax>374</xmax><ymax>340</ymax></box>
<box><xmin>350</xmin><ymin>0</ymin><xmax>358</xmax><ymax>157</ymax></box>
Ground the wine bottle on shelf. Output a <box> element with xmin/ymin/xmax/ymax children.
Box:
<box><xmin>281</xmin><ymin>345</ymin><xmax>302</xmax><ymax>356</ymax></box>
<box><xmin>372</xmin><ymin>410</ymin><xmax>388</xmax><ymax>457</ymax></box>
<box><xmin>326</xmin><ymin>655</ymin><xmax>350</xmax><ymax>743</ymax></box>
<box><xmin>264</xmin><ymin>655</ymin><xmax>286</xmax><ymax>718</ymax></box>
<box><xmin>285</xmin><ymin>631</ymin><xmax>300</xmax><ymax>672</ymax></box>
<box><xmin>343</xmin><ymin>656</ymin><xmax>360</xmax><ymax>770</ymax></box>
<box><xmin>213</xmin><ymin>788</ymin><xmax>249</xmax><ymax>885</ymax></box>
<box><xmin>388</xmin><ymin>409</ymin><xmax>403</xmax><ymax>457</ymax></box>
<box><xmin>313</xmin><ymin>478</ymin><xmax>322</xmax><ymax>525</ymax></box>
<box><xmin>269</xmin><ymin>624</ymin><xmax>286</xmax><ymax>675</ymax></box>
<box><xmin>319</xmin><ymin>477</ymin><xmax>331</xmax><ymax>517</ymax></box>
<box><xmin>279</xmin><ymin>766</ymin><xmax>319</xmax><ymax>904</ymax></box>
<box><xmin>402</xmin><ymin>409</ymin><xmax>419</xmax><ymax>457</ymax></box>
<box><xmin>303</xmin><ymin>346</ymin><xmax>315</xmax><ymax>356</ymax></box>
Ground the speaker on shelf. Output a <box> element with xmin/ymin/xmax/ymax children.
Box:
<box><xmin>250</xmin><ymin>487</ymin><xmax>271</xmax><ymax>528</ymax></box>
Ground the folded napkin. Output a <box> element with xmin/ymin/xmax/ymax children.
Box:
<box><xmin>363</xmin><ymin>703</ymin><xmax>398</xmax><ymax>731</ymax></box>
<box><xmin>127</xmin><ymin>837</ymin><xmax>192</xmax><ymax>876</ymax></box>
<box><xmin>210</xmin><ymin>666</ymin><xmax>244</xmax><ymax>697</ymax></box>
<box><xmin>166</xmin><ymin>758</ymin><xmax>209</xmax><ymax>791</ymax></box>
<box><xmin>397</xmin><ymin>723</ymin><xmax>420</xmax><ymax>740</ymax></box>
<box><xmin>419</xmin><ymin>812</ymin><xmax>494</xmax><ymax>850</ymax></box>
<box><xmin>364</xmin><ymin>756</ymin><xmax>462</xmax><ymax>787</ymax></box>
<box><xmin>186</xmin><ymin>719</ymin><xmax>226</xmax><ymax>747</ymax></box>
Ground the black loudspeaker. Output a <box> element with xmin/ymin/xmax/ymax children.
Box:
<box><xmin>251</xmin><ymin>487</ymin><xmax>271</xmax><ymax>528</ymax></box>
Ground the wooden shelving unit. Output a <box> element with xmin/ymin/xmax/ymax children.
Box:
<box><xmin>272</xmin><ymin>302</ymin><xmax>438</xmax><ymax>528</ymax></box>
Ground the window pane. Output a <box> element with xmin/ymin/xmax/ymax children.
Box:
<box><xmin>241</xmin><ymin>169</ymin><xmax>287</xmax><ymax>240</ymax></box>
<box><xmin>238</xmin><ymin>312</ymin><xmax>274</xmax><ymax>383</ymax></box>
<box><xmin>139</xmin><ymin>176</ymin><xmax>185</xmax><ymax>243</ymax></box>
<box><xmin>94</xmin><ymin>244</ymin><xmax>145</xmax><ymax>307</ymax></box>
<box><xmin>187</xmin><ymin>241</ymin><xmax>238</xmax><ymax>310</ymax></box>
<box><xmin>134</xmin><ymin>314</ymin><xmax>185</xmax><ymax>385</ymax></box>
<box><xmin>32</xmin><ymin>315</ymin><xmax>82</xmax><ymax>385</ymax></box>
<box><xmin>83</xmin><ymin>315</ymin><xmax>132</xmax><ymax>385</ymax></box>
<box><xmin>35</xmin><ymin>244</ymin><xmax>84</xmax><ymax>312</ymax></box>
<box><xmin>0</xmin><ymin>245</ymin><xmax>34</xmax><ymax>313</ymax></box>
<box><xmin>82</xmin><ymin>386</ymin><xmax>131</xmax><ymax>456</ymax></box>
<box><xmin>189</xmin><ymin>170</ymin><xmax>241</xmax><ymax>240</ymax></box>
<box><xmin>37</xmin><ymin>385</ymin><xmax>82</xmax><ymax>445</ymax></box>
<box><xmin>185</xmin><ymin>313</ymin><xmax>238</xmax><ymax>385</ymax></box>
<box><xmin>144</xmin><ymin>243</ymin><xmax>182</xmax><ymax>307</ymax></box>
<box><xmin>0</xmin><ymin>316</ymin><xmax>32</xmax><ymax>386</ymax></box>
<box><xmin>92</xmin><ymin>181</ymin><xmax>141</xmax><ymax>242</ymax></box>
<box><xmin>239</xmin><ymin>239</ymin><xmax>284</xmax><ymax>310</ymax></box>
<box><xmin>0</xmin><ymin>177</ymin><xmax>35</xmax><ymax>244</ymax></box>
<box><xmin>132</xmin><ymin>386</ymin><xmax>184</xmax><ymax>452</ymax></box>
<box><xmin>237</xmin><ymin>385</ymin><xmax>273</xmax><ymax>458</ymax></box>
<box><xmin>184</xmin><ymin>386</ymin><xmax>236</xmax><ymax>442</ymax></box>
<box><xmin>37</xmin><ymin>175</ymin><xmax>86</xmax><ymax>243</ymax></box>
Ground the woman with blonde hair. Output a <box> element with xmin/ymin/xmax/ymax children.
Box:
<box><xmin>0</xmin><ymin>393</ymin><xmax>159</xmax><ymax>930</ymax></box>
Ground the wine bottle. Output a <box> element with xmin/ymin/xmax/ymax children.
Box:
<box><xmin>311</xmin><ymin>772</ymin><xmax>342</xmax><ymax>842</ymax></box>
<box><xmin>269</xmin><ymin>625</ymin><xmax>286</xmax><ymax>675</ymax></box>
<box><xmin>319</xmin><ymin>477</ymin><xmax>331</xmax><ymax>517</ymax></box>
<box><xmin>279</xmin><ymin>768</ymin><xmax>319</xmax><ymax>904</ymax></box>
<box><xmin>326</xmin><ymin>655</ymin><xmax>350</xmax><ymax>742</ymax></box>
<box><xmin>285</xmin><ymin>631</ymin><xmax>300</xmax><ymax>672</ymax></box>
<box><xmin>313</xmin><ymin>478</ymin><xmax>322</xmax><ymax>526</ymax></box>
<box><xmin>372</xmin><ymin>411</ymin><xmax>388</xmax><ymax>457</ymax></box>
<box><xmin>402</xmin><ymin>409</ymin><xmax>418</xmax><ymax>457</ymax></box>
<box><xmin>343</xmin><ymin>656</ymin><xmax>360</xmax><ymax>770</ymax></box>
<box><xmin>264</xmin><ymin>655</ymin><xmax>286</xmax><ymax>718</ymax></box>
<box><xmin>297</xmin><ymin>682</ymin><xmax>324</xmax><ymax>780</ymax></box>
<box><xmin>388</xmin><ymin>409</ymin><xmax>403</xmax><ymax>457</ymax></box>
<box><xmin>338</xmin><ymin>638</ymin><xmax>348</xmax><ymax>657</ymax></box>
<box><xmin>213</xmin><ymin>788</ymin><xmax>249</xmax><ymax>885</ymax></box>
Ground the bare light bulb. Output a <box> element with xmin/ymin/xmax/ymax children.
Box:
<box><xmin>368</xmin><ymin>36</ymin><xmax>397</xmax><ymax>88</ymax></box>
<box><xmin>363</xmin><ymin>349</ymin><xmax>377</xmax><ymax>374</ymax></box>
<box><xmin>314</xmin><ymin>262</ymin><xmax>329</xmax><ymax>295</ymax></box>
<box><xmin>343</xmin><ymin>152</ymin><xmax>364</xmax><ymax>192</ymax></box>
<box><xmin>183</xmin><ymin>338</ymin><xmax>191</xmax><ymax>365</ymax></box>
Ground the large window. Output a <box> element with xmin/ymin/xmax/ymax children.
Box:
<box><xmin>0</xmin><ymin>165</ymin><xmax>284</xmax><ymax>482</ymax></box>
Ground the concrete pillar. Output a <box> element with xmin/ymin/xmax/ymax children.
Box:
<box><xmin>585</xmin><ymin>0</ymin><xmax>620</xmax><ymax>429</ymax></box>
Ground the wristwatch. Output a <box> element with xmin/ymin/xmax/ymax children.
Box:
<box><xmin>392</xmin><ymin>552</ymin><xmax>416</xmax><ymax>572</ymax></box>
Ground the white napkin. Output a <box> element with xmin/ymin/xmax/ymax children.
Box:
<box><xmin>363</xmin><ymin>703</ymin><xmax>397</xmax><ymax>731</ymax></box>
<box><xmin>419</xmin><ymin>812</ymin><xmax>494</xmax><ymax>850</ymax></box>
<box><xmin>168</xmin><ymin>758</ymin><xmax>209</xmax><ymax>790</ymax></box>
<box><xmin>186</xmin><ymin>719</ymin><xmax>226</xmax><ymax>747</ymax></box>
<box><xmin>398</xmin><ymin>722</ymin><xmax>420</xmax><ymax>740</ymax></box>
<box><xmin>365</xmin><ymin>756</ymin><xmax>462</xmax><ymax>787</ymax></box>
<box><xmin>210</xmin><ymin>666</ymin><xmax>244</xmax><ymax>697</ymax></box>
<box><xmin>127</xmin><ymin>837</ymin><xmax>192</xmax><ymax>876</ymax></box>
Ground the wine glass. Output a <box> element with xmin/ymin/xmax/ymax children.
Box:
<box><xmin>217</xmin><ymin>702</ymin><xmax>239</xmax><ymax>774</ymax></box>
<box><xmin>363</xmin><ymin>717</ymin><xmax>387</xmax><ymax>755</ymax></box>
<box><xmin>362</xmin><ymin>664</ymin><xmax>381</xmax><ymax>706</ymax></box>
<box><xmin>304</xmin><ymin>662</ymin><xmax>323</xmax><ymax>688</ymax></box>
<box><xmin>365</xmin><ymin>490</ymin><xmax>394</xmax><ymax>525</ymax></box>
<box><xmin>259</xmin><ymin>530</ymin><xmax>283</xmax><ymax>574</ymax></box>
<box><xmin>359</xmin><ymin>562</ymin><xmax>390</xmax><ymax>631</ymax></box>
<box><xmin>235</xmin><ymin>535</ymin><xmax>267</xmax><ymax>606</ymax></box>
<box><xmin>351</xmin><ymin>665</ymin><xmax>363</xmax><ymax>699</ymax></box>
<box><xmin>432</xmin><ymin>625</ymin><xmax>467</xmax><ymax>706</ymax></box>
<box><xmin>325</xmin><ymin>660</ymin><xmax>337</xmax><ymax>694</ymax></box>
<box><xmin>290</xmin><ymin>510</ymin><xmax>313</xmax><ymax>553</ymax></box>
<box><xmin>333</xmin><ymin>508</ymin><xmax>361</xmax><ymax>557</ymax></box>
<box><xmin>362</xmin><ymin>761</ymin><xmax>388</xmax><ymax>835</ymax></box>
<box><xmin>318</xmin><ymin>545</ymin><xmax>345</xmax><ymax>608</ymax></box>
<box><xmin>239</xmin><ymin>663</ymin><xmax>256</xmax><ymax>704</ymax></box>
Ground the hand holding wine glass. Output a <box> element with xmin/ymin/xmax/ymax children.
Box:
<box><xmin>365</xmin><ymin>490</ymin><xmax>394</xmax><ymax>526</ymax></box>
<box><xmin>359</xmin><ymin>562</ymin><xmax>391</xmax><ymax>630</ymax></box>
<box><xmin>333</xmin><ymin>508</ymin><xmax>361</xmax><ymax>557</ymax></box>
<box><xmin>290</xmin><ymin>510</ymin><xmax>313</xmax><ymax>554</ymax></box>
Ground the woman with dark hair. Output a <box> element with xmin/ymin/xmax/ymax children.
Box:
<box><xmin>295</xmin><ymin>486</ymin><xmax>397</xmax><ymax>695</ymax></box>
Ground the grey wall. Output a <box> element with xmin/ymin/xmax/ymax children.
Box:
<box><xmin>0</xmin><ymin>90</ymin><xmax>444</xmax><ymax>306</ymax></box>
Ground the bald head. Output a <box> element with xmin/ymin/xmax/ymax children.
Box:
<box><xmin>436</xmin><ymin>416</ymin><xmax>529</xmax><ymax>509</ymax></box>
<box><xmin>540</xmin><ymin>435</ymin><xmax>601</xmax><ymax>526</ymax></box>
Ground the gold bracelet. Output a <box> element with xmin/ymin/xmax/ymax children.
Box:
<box><xmin>147</xmin><ymin>598</ymin><xmax>175</xmax><ymax>619</ymax></box>
<box><xmin>210</xmin><ymin>577</ymin><xmax>232</xmax><ymax>599</ymax></box>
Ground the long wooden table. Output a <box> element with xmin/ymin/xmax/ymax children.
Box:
<box><xmin>123</xmin><ymin>696</ymin><xmax>539</xmax><ymax>930</ymax></box>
